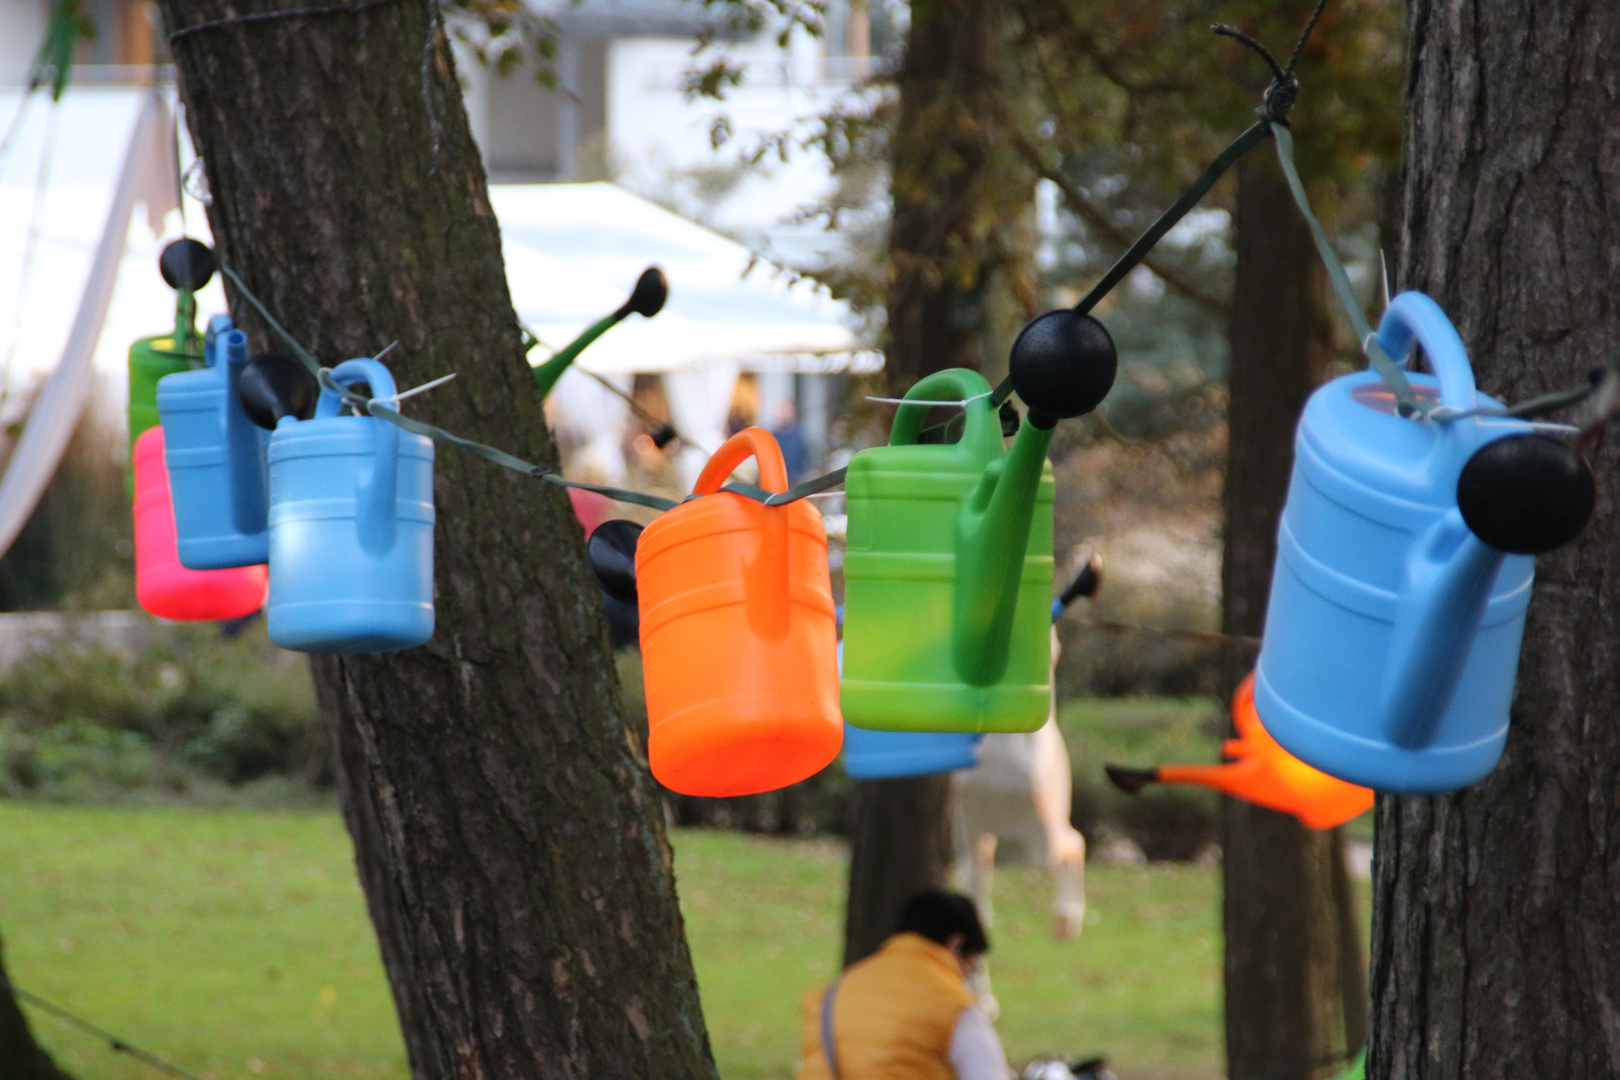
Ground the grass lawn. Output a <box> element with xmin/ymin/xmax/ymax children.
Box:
<box><xmin>0</xmin><ymin>804</ymin><xmax>1223</xmax><ymax>1080</ymax></box>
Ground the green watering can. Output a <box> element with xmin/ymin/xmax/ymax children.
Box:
<box><xmin>841</xmin><ymin>368</ymin><xmax>1054</xmax><ymax>732</ymax></box>
<box><xmin>128</xmin><ymin>240</ymin><xmax>216</xmax><ymax>494</ymax></box>
<box><xmin>841</xmin><ymin>309</ymin><xmax>1116</xmax><ymax>734</ymax></box>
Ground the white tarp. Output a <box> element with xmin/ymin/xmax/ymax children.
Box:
<box><xmin>493</xmin><ymin>182</ymin><xmax>880</xmax><ymax>375</ymax></box>
<box><xmin>0</xmin><ymin>89</ymin><xmax>180</xmax><ymax>559</ymax></box>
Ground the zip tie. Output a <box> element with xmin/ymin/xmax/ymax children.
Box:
<box><xmin>372</xmin><ymin>370</ymin><xmax>456</xmax><ymax>404</ymax></box>
<box><xmin>865</xmin><ymin>391</ymin><xmax>993</xmax><ymax>407</ymax></box>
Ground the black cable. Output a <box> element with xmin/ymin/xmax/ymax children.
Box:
<box><xmin>168</xmin><ymin>0</ymin><xmax>402</xmax><ymax>43</ymax></box>
<box><xmin>0</xmin><ymin>975</ymin><xmax>204</xmax><ymax>1080</ymax></box>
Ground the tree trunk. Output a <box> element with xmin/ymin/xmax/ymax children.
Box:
<box><xmin>882</xmin><ymin>0</ymin><xmax>1007</xmax><ymax>393</ymax></box>
<box><xmin>0</xmin><ymin>930</ymin><xmax>75</xmax><ymax>1080</ymax></box>
<box><xmin>156</xmin><ymin>5</ymin><xmax>715</xmax><ymax>1078</ymax></box>
<box><xmin>1370</xmin><ymin>3</ymin><xmax>1620</xmax><ymax>1077</ymax></box>
<box><xmin>842</xmin><ymin>775</ymin><xmax>957</xmax><ymax>966</ymax></box>
<box><xmin>843</xmin><ymin>0</ymin><xmax>1012</xmax><ymax>967</ymax></box>
<box><xmin>1221</xmin><ymin>151</ymin><xmax>1360</xmax><ymax>1080</ymax></box>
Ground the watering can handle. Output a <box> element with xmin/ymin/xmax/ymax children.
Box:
<box><xmin>315</xmin><ymin>359</ymin><xmax>399</xmax><ymax>417</ymax></box>
<box><xmin>888</xmin><ymin>368</ymin><xmax>998</xmax><ymax>448</ymax></box>
<box><xmin>694</xmin><ymin>427</ymin><xmax>790</xmax><ymax>495</ymax></box>
<box><xmin>1374</xmin><ymin>292</ymin><xmax>1477</xmax><ymax>411</ymax></box>
<box><xmin>317</xmin><ymin>359</ymin><xmax>402</xmax><ymax>556</ymax></box>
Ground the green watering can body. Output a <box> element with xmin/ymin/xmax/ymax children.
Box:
<box><xmin>126</xmin><ymin>295</ymin><xmax>207</xmax><ymax>496</ymax></box>
<box><xmin>842</xmin><ymin>368</ymin><xmax>1054</xmax><ymax>733</ymax></box>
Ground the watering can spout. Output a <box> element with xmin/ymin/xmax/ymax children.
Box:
<box><xmin>952</xmin><ymin>416</ymin><xmax>1055</xmax><ymax>686</ymax></box>
<box><xmin>1379</xmin><ymin>511</ymin><xmax>1505</xmax><ymax>750</ymax></box>
<box><xmin>220</xmin><ymin>330</ymin><xmax>270</xmax><ymax>537</ymax></box>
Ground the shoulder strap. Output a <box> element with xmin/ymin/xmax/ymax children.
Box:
<box><xmin>819</xmin><ymin>977</ymin><xmax>844</xmax><ymax>1080</ymax></box>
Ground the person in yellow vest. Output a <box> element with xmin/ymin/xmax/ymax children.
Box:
<box><xmin>797</xmin><ymin>889</ymin><xmax>1013</xmax><ymax>1080</ymax></box>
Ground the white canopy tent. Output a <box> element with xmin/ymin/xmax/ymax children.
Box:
<box><xmin>495</xmin><ymin>182</ymin><xmax>879</xmax><ymax>484</ymax></box>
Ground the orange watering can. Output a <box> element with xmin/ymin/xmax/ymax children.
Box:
<box><xmin>1105</xmin><ymin>673</ymin><xmax>1373</xmax><ymax>830</ymax></box>
<box><xmin>635</xmin><ymin>427</ymin><xmax>841</xmax><ymax>797</ymax></box>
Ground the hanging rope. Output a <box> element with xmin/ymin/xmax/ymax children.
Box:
<box><xmin>167</xmin><ymin>0</ymin><xmax>404</xmax><ymax>42</ymax></box>
<box><xmin>0</xmin><ymin>975</ymin><xmax>204</xmax><ymax>1080</ymax></box>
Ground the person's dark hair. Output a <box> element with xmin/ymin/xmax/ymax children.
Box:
<box><xmin>896</xmin><ymin>889</ymin><xmax>989</xmax><ymax>956</ymax></box>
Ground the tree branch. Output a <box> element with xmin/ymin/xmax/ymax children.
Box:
<box><xmin>1014</xmin><ymin>132</ymin><xmax>1231</xmax><ymax>317</ymax></box>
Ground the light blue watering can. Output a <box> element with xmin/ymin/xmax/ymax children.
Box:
<box><xmin>156</xmin><ymin>315</ymin><xmax>272</xmax><ymax>570</ymax></box>
<box><xmin>837</xmin><ymin>638</ymin><xmax>983</xmax><ymax>779</ymax></box>
<box><xmin>1255</xmin><ymin>292</ymin><xmax>1540</xmax><ymax>794</ymax></box>
<box><xmin>265</xmin><ymin>359</ymin><xmax>435</xmax><ymax>653</ymax></box>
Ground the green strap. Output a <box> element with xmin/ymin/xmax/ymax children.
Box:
<box><xmin>1270</xmin><ymin>123</ymin><xmax>1426</xmax><ymax>416</ymax></box>
<box><xmin>988</xmin><ymin>121</ymin><xmax>1275</xmax><ymax>409</ymax></box>
<box><xmin>531</xmin><ymin>312</ymin><xmax>619</xmax><ymax>398</ymax></box>
<box><xmin>714</xmin><ymin>466</ymin><xmax>850</xmax><ymax>508</ymax></box>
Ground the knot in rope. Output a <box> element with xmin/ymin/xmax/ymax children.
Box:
<box><xmin>1261</xmin><ymin>75</ymin><xmax>1300</xmax><ymax>125</ymax></box>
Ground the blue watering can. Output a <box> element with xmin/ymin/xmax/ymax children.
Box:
<box><xmin>836</xmin><ymin>622</ymin><xmax>984</xmax><ymax>780</ymax></box>
<box><xmin>157</xmin><ymin>315</ymin><xmax>272</xmax><ymax>570</ymax></box>
<box><xmin>1255</xmin><ymin>291</ymin><xmax>1543</xmax><ymax>793</ymax></box>
<box><xmin>265</xmin><ymin>358</ymin><xmax>435</xmax><ymax>653</ymax></box>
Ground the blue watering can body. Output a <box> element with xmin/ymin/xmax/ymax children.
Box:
<box><xmin>836</xmin><ymin>640</ymin><xmax>983</xmax><ymax>779</ymax></box>
<box><xmin>157</xmin><ymin>315</ymin><xmax>272</xmax><ymax>570</ymax></box>
<box><xmin>266</xmin><ymin>359</ymin><xmax>435</xmax><ymax>653</ymax></box>
<box><xmin>1254</xmin><ymin>292</ymin><xmax>1535</xmax><ymax>794</ymax></box>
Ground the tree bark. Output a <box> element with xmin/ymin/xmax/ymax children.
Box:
<box><xmin>883</xmin><ymin>0</ymin><xmax>1008</xmax><ymax>393</ymax></box>
<box><xmin>0</xmin><ymin>930</ymin><xmax>75</xmax><ymax>1080</ymax></box>
<box><xmin>842</xmin><ymin>775</ymin><xmax>957</xmax><ymax>966</ymax></box>
<box><xmin>1370</xmin><ymin>3</ymin><xmax>1620</xmax><ymax>1077</ymax></box>
<box><xmin>1221</xmin><ymin>151</ymin><xmax>1360</xmax><ymax>1080</ymax></box>
<box><xmin>156</xmin><ymin>4</ymin><xmax>715</xmax><ymax>1078</ymax></box>
<box><xmin>843</xmin><ymin>0</ymin><xmax>1014</xmax><ymax>968</ymax></box>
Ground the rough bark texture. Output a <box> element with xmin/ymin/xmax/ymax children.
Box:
<box><xmin>156</xmin><ymin>4</ymin><xmax>715</xmax><ymax>1078</ymax></box>
<box><xmin>842</xmin><ymin>775</ymin><xmax>957</xmax><ymax>966</ymax></box>
<box><xmin>1370</xmin><ymin>3</ymin><xmax>1620</xmax><ymax>1077</ymax></box>
<box><xmin>1221</xmin><ymin>152</ymin><xmax>1361</xmax><ymax>1080</ymax></box>
<box><xmin>0</xmin><ymin>932</ymin><xmax>75</xmax><ymax>1080</ymax></box>
<box><xmin>843</xmin><ymin>0</ymin><xmax>1011</xmax><ymax>969</ymax></box>
<box><xmin>883</xmin><ymin>0</ymin><xmax>1007</xmax><ymax>393</ymax></box>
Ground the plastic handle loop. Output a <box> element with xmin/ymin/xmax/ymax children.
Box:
<box><xmin>316</xmin><ymin>358</ymin><xmax>399</xmax><ymax>418</ymax></box>
<box><xmin>694</xmin><ymin>427</ymin><xmax>790</xmax><ymax>496</ymax></box>
<box><xmin>889</xmin><ymin>369</ymin><xmax>996</xmax><ymax>448</ymax></box>
<box><xmin>1375</xmin><ymin>292</ymin><xmax>1477</xmax><ymax>413</ymax></box>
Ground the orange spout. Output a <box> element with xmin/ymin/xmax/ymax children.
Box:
<box><xmin>1108</xmin><ymin>673</ymin><xmax>1373</xmax><ymax>830</ymax></box>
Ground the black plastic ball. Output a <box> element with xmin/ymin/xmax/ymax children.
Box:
<box><xmin>236</xmin><ymin>352</ymin><xmax>320</xmax><ymax>430</ymax></box>
<box><xmin>616</xmin><ymin>266</ymin><xmax>669</xmax><ymax>319</ymax></box>
<box><xmin>159</xmin><ymin>238</ymin><xmax>217</xmax><ymax>292</ymax></box>
<box><xmin>1457</xmin><ymin>434</ymin><xmax>1595</xmax><ymax>555</ymax></box>
<box><xmin>587</xmin><ymin>519</ymin><xmax>644</xmax><ymax>604</ymax></box>
<box><xmin>1008</xmin><ymin>309</ymin><xmax>1117</xmax><ymax>427</ymax></box>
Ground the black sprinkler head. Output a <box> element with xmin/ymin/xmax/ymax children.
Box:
<box><xmin>1008</xmin><ymin>309</ymin><xmax>1117</xmax><ymax>428</ymax></box>
<box><xmin>1059</xmin><ymin>551</ymin><xmax>1104</xmax><ymax>607</ymax></box>
<box><xmin>237</xmin><ymin>352</ymin><xmax>321</xmax><ymax>430</ymax></box>
<box><xmin>1104</xmin><ymin>764</ymin><xmax>1157</xmax><ymax>795</ymax></box>
<box><xmin>1457</xmin><ymin>433</ymin><xmax>1595</xmax><ymax>555</ymax></box>
<box><xmin>615</xmin><ymin>266</ymin><xmax>669</xmax><ymax>320</ymax></box>
<box><xmin>159</xmin><ymin>238</ymin><xmax>217</xmax><ymax>292</ymax></box>
<box><xmin>588</xmin><ymin>519</ymin><xmax>644</xmax><ymax>604</ymax></box>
